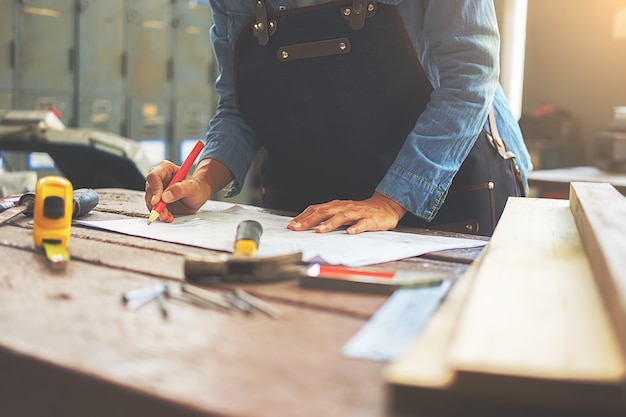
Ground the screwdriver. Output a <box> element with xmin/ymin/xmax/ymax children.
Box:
<box><xmin>233</xmin><ymin>219</ymin><xmax>263</xmax><ymax>256</ymax></box>
<box><xmin>0</xmin><ymin>188</ymin><xmax>99</xmax><ymax>226</ymax></box>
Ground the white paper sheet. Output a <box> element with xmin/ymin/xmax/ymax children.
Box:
<box><xmin>78</xmin><ymin>201</ymin><xmax>487</xmax><ymax>267</ymax></box>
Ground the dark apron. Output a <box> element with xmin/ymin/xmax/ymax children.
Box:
<box><xmin>234</xmin><ymin>0</ymin><xmax>524</xmax><ymax>236</ymax></box>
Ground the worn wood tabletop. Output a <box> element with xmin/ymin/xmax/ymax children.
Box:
<box><xmin>0</xmin><ymin>188</ymin><xmax>484</xmax><ymax>417</ymax></box>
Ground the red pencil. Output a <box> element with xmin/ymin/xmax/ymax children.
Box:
<box><xmin>147</xmin><ymin>140</ymin><xmax>204</xmax><ymax>225</ymax></box>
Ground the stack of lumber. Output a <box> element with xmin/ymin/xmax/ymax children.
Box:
<box><xmin>385</xmin><ymin>182</ymin><xmax>626</xmax><ymax>416</ymax></box>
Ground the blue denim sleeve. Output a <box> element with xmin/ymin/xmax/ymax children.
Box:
<box><xmin>201</xmin><ymin>1</ymin><xmax>260</xmax><ymax>197</ymax></box>
<box><xmin>376</xmin><ymin>0</ymin><xmax>503</xmax><ymax>221</ymax></box>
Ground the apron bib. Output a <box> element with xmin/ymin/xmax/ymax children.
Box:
<box><xmin>234</xmin><ymin>0</ymin><xmax>524</xmax><ymax>236</ymax></box>
<box><xmin>235</xmin><ymin>0</ymin><xmax>431</xmax><ymax>210</ymax></box>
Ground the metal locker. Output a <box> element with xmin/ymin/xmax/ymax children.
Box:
<box><xmin>170</xmin><ymin>0</ymin><xmax>217</xmax><ymax>162</ymax></box>
<box><xmin>75</xmin><ymin>0</ymin><xmax>125</xmax><ymax>134</ymax></box>
<box><xmin>0</xmin><ymin>92</ymin><xmax>11</xmax><ymax>115</ymax></box>
<box><xmin>14</xmin><ymin>0</ymin><xmax>74</xmax><ymax>123</ymax></box>
<box><xmin>126</xmin><ymin>97</ymin><xmax>170</xmax><ymax>145</ymax></box>
<box><xmin>0</xmin><ymin>0</ymin><xmax>18</xmax><ymax>170</ymax></box>
<box><xmin>171</xmin><ymin>0</ymin><xmax>215</xmax><ymax>103</ymax></box>
<box><xmin>0</xmin><ymin>0</ymin><xmax>14</xmax><ymax>105</ymax></box>
<box><xmin>126</xmin><ymin>0</ymin><xmax>170</xmax><ymax>98</ymax></box>
<box><xmin>125</xmin><ymin>0</ymin><xmax>171</xmax><ymax>151</ymax></box>
<box><xmin>15</xmin><ymin>93</ymin><xmax>72</xmax><ymax>125</ymax></box>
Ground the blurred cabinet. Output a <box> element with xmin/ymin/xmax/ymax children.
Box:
<box><xmin>125</xmin><ymin>0</ymin><xmax>171</xmax><ymax>153</ymax></box>
<box><xmin>14</xmin><ymin>0</ymin><xmax>75</xmax><ymax>124</ymax></box>
<box><xmin>2</xmin><ymin>0</ymin><xmax>219</xmax><ymax>165</ymax></box>
<box><xmin>171</xmin><ymin>0</ymin><xmax>216</xmax><ymax>164</ymax></box>
<box><xmin>76</xmin><ymin>0</ymin><xmax>125</xmax><ymax>134</ymax></box>
<box><xmin>0</xmin><ymin>0</ymin><xmax>13</xmax><ymax>114</ymax></box>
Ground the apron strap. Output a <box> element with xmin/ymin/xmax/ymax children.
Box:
<box><xmin>487</xmin><ymin>106</ymin><xmax>516</xmax><ymax>160</ymax></box>
<box><xmin>341</xmin><ymin>1</ymin><xmax>379</xmax><ymax>29</ymax></box>
<box><xmin>252</xmin><ymin>0</ymin><xmax>276</xmax><ymax>46</ymax></box>
<box><xmin>346</xmin><ymin>0</ymin><xmax>369</xmax><ymax>30</ymax></box>
<box><xmin>252</xmin><ymin>0</ymin><xmax>378</xmax><ymax>46</ymax></box>
<box><xmin>487</xmin><ymin>106</ymin><xmax>528</xmax><ymax>197</ymax></box>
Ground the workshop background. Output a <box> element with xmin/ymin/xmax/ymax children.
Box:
<box><xmin>0</xmin><ymin>0</ymin><xmax>625</xmax><ymax>201</ymax></box>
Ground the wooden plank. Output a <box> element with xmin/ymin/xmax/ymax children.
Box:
<box><xmin>450</xmin><ymin>198</ymin><xmax>623</xmax><ymax>374</ymax></box>
<box><xmin>386</xmin><ymin>197</ymin><xmax>626</xmax><ymax>414</ymax></box>
<box><xmin>570</xmin><ymin>182</ymin><xmax>626</xmax><ymax>358</ymax></box>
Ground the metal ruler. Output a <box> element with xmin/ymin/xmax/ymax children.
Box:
<box><xmin>342</xmin><ymin>280</ymin><xmax>452</xmax><ymax>361</ymax></box>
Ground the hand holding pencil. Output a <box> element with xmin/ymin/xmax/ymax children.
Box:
<box><xmin>145</xmin><ymin>140</ymin><xmax>205</xmax><ymax>225</ymax></box>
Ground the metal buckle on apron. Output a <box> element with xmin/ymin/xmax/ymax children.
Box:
<box><xmin>252</xmin><ymin>0</ymin><xmax>276</xmax><ymax>46</ymax></box>
<box><xmin>341</xmin><ymin>0</ymin><xmax>377</xmax><ymax>30</ymax></box>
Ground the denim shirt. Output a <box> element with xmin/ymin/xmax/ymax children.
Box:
<box><xmin>202</xmin><ymin>0</ymin><xmax>532</xmax><ymax>222</ymax></box>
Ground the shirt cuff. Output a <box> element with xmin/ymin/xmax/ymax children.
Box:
<box><xmin>376</xmin><ymin>163</ymin><xmax>448</xmax><ymax>222</ymax></box>
<box><xmin>199</xmin><ymin>137</ymin><xmax>258</xmax><ymax>198</ymax></box>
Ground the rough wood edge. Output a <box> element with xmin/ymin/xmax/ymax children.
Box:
<box><xmin>570</xmin><ymin>182</ymin><xmax>626</xmax><ymax>359</ymax></box>
<box><xmin>386</xmin><ymin>196</ymin><xmax>626</xmax><ymax>415</ymax></box>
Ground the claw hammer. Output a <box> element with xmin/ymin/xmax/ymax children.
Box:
<box><xmin>184</xmin><ymin>219</ymin><xmax>303</xmax><ymax>283</ymax></box>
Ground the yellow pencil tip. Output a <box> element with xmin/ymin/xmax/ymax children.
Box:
<box><xmin>147</xmin><ymin>210</ymin><xmax>159</xmax><ymax>225</ymax></box>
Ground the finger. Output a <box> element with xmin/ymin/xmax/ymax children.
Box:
<box><xmin>346</xmin><ymin>218</ymin><xmax>375</xmax><ymax>235</ymax></box>
<box><xmin>144</xmin><ymin>180</ymin><xmax>153</xmax><ymax>210</ymax></box>
<box><xmin>314</xmin><ymin>211</ymin><xmax>354</xmax><ymax>233</ymax></box>
<box><xmin>159</xmin><ymin>178</ymin><xmax>192</xmax><ymax>204</ymax></box>
<box><xmin>159</xmin><ymin>207</ymin><xmax>175</xmax><ymax>223</ymax></box>
<box><xmin>289</xmin><ymin>205</ymin><xmax>317</xmax><ymax>222</ymax></box>
<box><xmin>287</xmin><ymin>206</ymin><xmax>317</xmax><ymax>230</ymax></box>
<box><xmin>288</xmin><ymin>205</ymin><xmax>336</xmax><ymax>231</ymax></box>
<box><xmin>145</xmin><ymin>161</ymin><xmax>178</xmax><ymax>205</ymax></box>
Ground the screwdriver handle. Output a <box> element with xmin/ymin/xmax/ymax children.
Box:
<box><xmin>234</xmin><ymin>220</ymin><xmax>263</xmax><ymax>256</ymax></box>
<box><xmin>19</xmin><ymin>188</ymin><xmax>98</xmax><ymax>218</ymax></box>
<box><xmin>72</xmin><ymin>188</ymin><xmax>99</xmax><ymax>219</ymax></box>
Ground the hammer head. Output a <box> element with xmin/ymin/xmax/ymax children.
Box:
<box><xmin>184</xmin><ymin>251</ymin><xmax>303</xmax><ymax>283</ymax></box>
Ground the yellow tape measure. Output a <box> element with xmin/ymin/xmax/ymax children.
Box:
<box><xmin>33</xmin><ymin>176</ymin><xmax>73</xmax><ymax>270</ymax></box>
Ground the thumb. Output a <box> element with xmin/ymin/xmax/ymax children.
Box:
<box><xmin>161</xmin><ymin>182</ymin><xmax>185</xmax><ymax>203</ymax></box>
<box><xmin>162</xmin><ymin>177</ymin><xmax>199</xmax><ymax>204</ymax></box>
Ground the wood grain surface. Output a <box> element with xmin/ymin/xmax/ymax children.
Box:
<box><xmin>0</xmin><ymin>188</ymin><xmax>479</xmax><ymax>417</ymax></box>
<box><xmin>570</xmin><ymin>182</ymin><xmax>626</xmax><ymax>358</ymax></box>
<box><xmin>386</xmin><ymin>196</ymin><xmax>626</xmax><ymax>416</ymax></box>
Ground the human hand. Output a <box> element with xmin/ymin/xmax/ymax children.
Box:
<box><xmin>144</xmin><ymin>160</ymin><xmax>212</xmax><ymax>223</ymax></box>
<box><xmin>286</xmin><ymin>192</ymin><xmax>407</xmax><ymax>234</ymax></box>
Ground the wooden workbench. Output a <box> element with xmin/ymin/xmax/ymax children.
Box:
<box><xmin>0</xmin><ymin>188</ymin><xmax>484</xmax><ymax>417</ymax></box>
